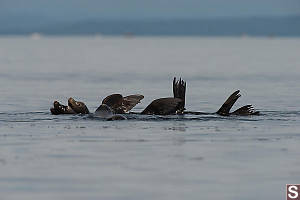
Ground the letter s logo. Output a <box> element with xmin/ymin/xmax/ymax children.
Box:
<box><xmin>288</xmin><ymin>185</ymin><xmax>299</xmax><ymax>199</ymax></box>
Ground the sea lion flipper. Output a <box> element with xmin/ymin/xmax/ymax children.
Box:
<box><xmin>231</xmin><ymin>105</ymin><xmax>260</xmax><ymax>116</ymax></box>
<box><xmin>141</xmin><ymin>97</ymin><xmax>182</xmax><ymax>115</ymax></box>
<box><xmin>102</xmin><ymin>94</ymin><xmax>144</xmax><ymax>113</ymax></box>
<box><xmin>216</xmin><ymin>90</ymin><xmax>241</xmax><ymax>116</ymax></box>
<box><xmin>95</xmin><ymin>104</ymin><xmax>114</xmax><ymax>118</ymax></box>
<box><xmin>173</xmin><ymin>77</ymin><xmax>186</xmax><ymax>112</ymax></box>
<box><xmin>102</xmin><ymin>94</ymin><xmax>124</xmax><ymax>113</ymax></box>
<box><xmin>102</xmin><ymin>94</ymin><xmax>123</xmax><ymax>107</ymax></box>
<box><xmin>122</xmin><ymin>94</ymin><xmax>144</xmax><ymax>112</ymax></box>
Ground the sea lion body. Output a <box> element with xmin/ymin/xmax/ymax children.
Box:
<box><xmin>141</xmin><ymin>97</ymin><xmax>183</xmax><ymax>115</ymax></box>
<box><xmin>95</xmin><ymin>104</ymin><xmax>127</xmax><ymax>120</ymax></box>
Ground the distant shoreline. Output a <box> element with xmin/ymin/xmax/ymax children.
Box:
<box><xmin>1</xmin><ymin>16</ymin><xmax>300</xmax><ymax>36</ymax></box>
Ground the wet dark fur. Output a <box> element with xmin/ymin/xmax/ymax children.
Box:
<box><xmin>50</xmin><ymin>101</ymin><xmax>75</xmax><ymax>115</ymax></box>
<box><xmin>141</xmin><ymin>97</ymin><xmax>182</xmax><ymax>115</ymax></box>
<box><xmin>68</xmin><ymin>98</ymin><xmax>90</xmax><ymax>114</ymax></box>
<box><xmin>140</xmin><ymin>77</ymin><xmax>186</xmax><ymax>115</ymax></box>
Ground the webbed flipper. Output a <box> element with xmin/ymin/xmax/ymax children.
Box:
<box><xmin>173</xmin><ymin>77</ymin><xmax>186</xmax><ymax>113</ymax></box>
<box><xmin>231</xmin><ymin>105</ymin><xmax>260</xmax><ymax>116</ymax></box>
<box><xmin>102</xmin><ymin>94</ymin><xmax>144</xmax><ymax>114</ymax></box>
<box><xmin>216</xmin><ymin>90</ymin><xmax>241</xmax><ymax>116</ymax></box>
<box><xmin>122</xmin><ymin>94</ymin><xmax>144</xmax><ymax>112</ymax></box>
<box><xmin>102</xmin><ymin>94</ymin><xmax>123</xmax><ymax>112</ymax></box>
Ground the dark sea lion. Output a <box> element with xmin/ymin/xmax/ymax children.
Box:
<box><xmin>50</xmin><ymin>101</ymin><xmax>76</xmax><ymax>115</ymax></box>
<box><xmin>172</xmin><ymin>77</ymin><xmax>259</xmax><ymax>116</ymax></box>
<box><xmin>68</xmin><ymin>97</ymin><xmax>90</xmax><ymax>114</ymax></box>
<box><xmin>140</xmin><ymin>78</ymin><xmax>186</xmax><ymax>115</ymax></box>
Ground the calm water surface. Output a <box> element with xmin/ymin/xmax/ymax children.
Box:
<box><xmin>0</xmin><ymin>36</ymin><xmax>300</xmax><ymax>200</ymax></box>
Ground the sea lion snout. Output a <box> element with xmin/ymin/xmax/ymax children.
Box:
<box><xmin>67</xmin><ymin>97</ymin><xmax>90</xmax><ymax>114</ymax></box>
<box><xmin>68</xmin><ymin>97</ymin><xmax>75</xmax><ymax>107</ymax></box>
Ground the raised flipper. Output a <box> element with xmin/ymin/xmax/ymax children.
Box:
<box><xmin>50</xmin><ymin>101</ymin><xmax>76</xmax><ymax>115</ymax></box>
<box><xmin>216</xmin><ymin>90</ymin><xmax>259</xmax><ymax>116</ymax></box>
<box><xmin>102</xmin><ymin>94</ymin><xmax>144</xmax><ymax>114</ymax></box>
<box><xmin>141</xmin><ymin>97</ymin><xmax>182</xmax><ymax>115</ymax></box>
<box><xmin>102</xmin><ymin>94</ymin><xmax>123</xmax><ymax>112</ymax></box>
<box><xmin>122</xmin><ymin>94</ymin><xmax>144</xmax><ymax>112</ymax></box>
<box><xmin>216</xmin><ymin>90</ymin><xmax>241</xmax><ymax>116</ymax></box>
<box><xmin>231</xmin><ymin>105</ymin><xmax>260</xmax><ymax>116</ymax></box>
<box><xmin>173</xmin><ymin>77</ymin><xmax>186</xmax><ymax>113</ymax></box>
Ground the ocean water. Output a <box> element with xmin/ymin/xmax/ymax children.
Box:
<box><xmin>0</xmin><ymin>36</ymin><xmax>300</xmax><ymax>200</ymax></box>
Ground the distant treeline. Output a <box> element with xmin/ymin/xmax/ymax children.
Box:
<box><xmin>1</xmin><ymin>16</ymin><xmax>300</xmax><ymax>36</ymax></box>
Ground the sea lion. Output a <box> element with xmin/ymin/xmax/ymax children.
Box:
<box><xmin>140</xmin><ymin>77</ymin><xmax>186</xmax><ymax>115</ymax></box>
<box><xmin>147</xmin><ymin>77</ymin><xmax>259</xmax><ymax>116</ymax></box>
<box><xmin>50</xmin><ymin>98</ymin><xmax>89</xmax><ymax>115</ymax></box>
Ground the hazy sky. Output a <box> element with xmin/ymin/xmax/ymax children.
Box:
<box><xmin>0</xmin><ymin>0</ymin><xmax>299</xmax><ymax>20</ymax></box>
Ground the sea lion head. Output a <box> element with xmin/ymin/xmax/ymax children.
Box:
<box><xmin>68</xmin><ymin>97</ymin><xmax>90</xmax><ymax>114</ymax></box>
<box><xmin>50</xmin><ymin>100</ymin><xmax>75</xmax><ymax>114</ymax></box>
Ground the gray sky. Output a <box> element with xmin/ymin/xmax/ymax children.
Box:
<box><xmin>0</xmin><ymin>0</ymin><xmax>299</xmax><ymax>20</ymax></box>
